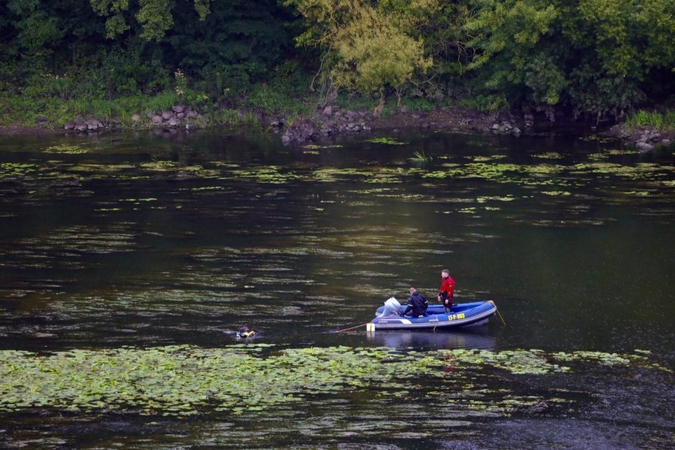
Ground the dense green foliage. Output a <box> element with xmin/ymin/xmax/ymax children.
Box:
<box><xmin>0</xmin><ymin>0</ymin><xmax>299</xmax><ymax>104</ymax></box>
<box><xmin>0</xmin><ymin>344</ymin><xmax>667</xmax><ymax>417</ymax></box>
<box><xmin>284</xmin><ymin>0</ymin><xmax>438</xmax><ymax>103</ymax></box>
<box><xmin>463</xmin><ymin>0</ymin><xmax>675</xmax><ymax>118</ymax></box>
<box><xmin>1</xmin><ymin>0</ymin><xmax>674</xmax><ymax>124</ymax></box>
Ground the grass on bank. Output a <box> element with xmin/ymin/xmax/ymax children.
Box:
<box><xmin>624</xmin><ymin>109</ymin><xmax>675</xmax><ymax>131</ymax></box>
<box><xmin>0</xmin><ymin>92</ymin><xmax>183</xmax><ymax>128</ymax></box>
<box><xmin>4</xmin><ymin>84</ymin><xmax>675</xmax><ymax>134</ymax></box>
<box><xmin>0</xmin><ymin>86</ymin><xmax>452</xmax><ymax>131</ymax></box>
<box><xmin>0</xmin><ymin>76</ymin><xmax>319</xmax><ymax>129</ymax></box>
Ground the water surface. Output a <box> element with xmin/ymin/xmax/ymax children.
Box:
<box><xmin>1</xmin><ymin>129</ymin><xmax>673</xmax><ymax>448</ymax></box>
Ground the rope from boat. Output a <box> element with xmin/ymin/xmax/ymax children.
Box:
<box><xmin>334</xmin><ymin>322</ymin><xmax>371</xmax><ymax>333</ymax></box>
<box><xmin>488</xmin><ymin>300</ymin><xmax>506</xmax><ymax>326</ymax></box>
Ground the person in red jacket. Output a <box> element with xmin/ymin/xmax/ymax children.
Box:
<box><xmin>438</xmin><ymin>268</ymin><xmax>456</xmax><ymax>313</ymax></box>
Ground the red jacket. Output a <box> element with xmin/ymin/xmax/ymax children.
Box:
<box><xmin>439</xmin><ymin>276</ymin><xmax>455</xmax><ymax>297</ymax></box>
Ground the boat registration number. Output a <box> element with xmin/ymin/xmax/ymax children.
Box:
<box><xmin>448</xmin><ymin>313</ymin><xmax>466</xmax><ymax>321</ymax></box>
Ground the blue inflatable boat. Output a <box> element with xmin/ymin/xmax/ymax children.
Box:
<box><xmin>370</xmin><ymin>298</ymin><xmax>498</xmax><ymax>331</ymax></box>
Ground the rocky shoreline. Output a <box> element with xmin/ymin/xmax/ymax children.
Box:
<box><xmin>1</xmin><ymin>105</ymin><xmax>673</xmax><ymax>152</ymax></box>
<box><xmin>275</xmin><ymin>106</ymin><xmax>527</xmax><ymax>145</ymax></box>
<box><xmin>61</xmin><ymin>105</ymin><xmax>207</xmax><ymax>134</ymax></box>
<box><xmin>600</xmin><ymin>123</ymin><xmax>673</xmax><ymax>152</ymax></box>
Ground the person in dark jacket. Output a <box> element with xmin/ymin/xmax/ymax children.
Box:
<box><xmin>402</xmin><ymin>287</ymin><xmax>428</xmax><ymax>317</ymax></box>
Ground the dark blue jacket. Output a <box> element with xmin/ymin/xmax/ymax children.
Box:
<box><xmin>403</xmin><ymin>292</ymin><xmax>428</xmax><ymax>317</ymax></box>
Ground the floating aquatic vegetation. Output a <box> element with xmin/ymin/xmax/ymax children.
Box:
<box><xmin>532</xmin><ymin>152</ymin><xmax>564</xmax><ymax>159</ymax></box>
<box><xmin>65</xmin><ymin>163</ymin><xmax>137</xmax><ymax>176</ymax></box>
<box><xmin>365</xmin><ymin>137</ymin><xmax>407</xmax><ymax>145</ymax></box>
<box><xmin>136</xmin><ymin>161</ymin><xmax>220</xmax><ymax>179</ymax></box>
<box><xmin>550</xmin><ymin>350</ymin><xmax>631</xmax><ymax>366</ymax></box>
<box><xmin>457</xmin><ymin>207</ymin><xmax>478</xmax><ymax>214</ymax></box>
<box><xmin>422</xmin><ymin>162</ymin><xmax>522</xmax><ymax>182</ymax></box>
<box><xmin>303</xmin><ymin>144</ymin><xmax>343</xmax><ymax>150</ymax></box>
<box><xmin>0</xmin><ymin>345</ymin><xmax>665</xmax><ymax>418</ymax></box>
<box><xmin>570</xmin><ymin>162</ymin><xmax>659</xmax><ymax>180</ymax></box>
<box><xmin>578</xmin><ymin>135</ymin><xmax>617</xmax><ymax>143</ymax></box>
<box><xmin>622</xmin><ymin>190</ymin><xmax>651</xmax><ymax>197</ymax></box>
<box><xmin>465</xmin><ymin>155</ymin><xmax>508</xmax><ymax>162</ymax></box>
<box><xmin>313</xmin><ymin>167</ymin><xmax>406</xmax><ymax>184</ymax></box>
<box><xmin>44</xmin><ymin>144</ymin><xmax>89</xmax><ymax>154</ymax></box>
<box><xmin>588</xmin><ymin>153</ymin><xmax>609</xmax><ymax>161</ymax></box>
<box><xmin>189</xmin><ymin>185</ymin><xmax>227</xmax><ymax>192</ymax></box>
<box><xmin>606</xmin><ymin>149</ymin><xmax>638</xmax><ymax>156</ymax></box>
<box><xmin>362</xmin><ymin>168</ymin><xmax>406</xmax><ymax>184</ymax></box>
<box><xmin>540</xmin><ymin>191</ymin><xmax>572</xmax><ymax>196</ymax></box>
<box><xmin>476</xmin><ymin>195</ymin><xmax>516</xmax><ymax>203</ymax></box>
<box><xmin>229</xmin><ymin>166</ymin><xmax>301</xmax><ymax>184</ymax></box>
<box><xmin>525</xmin><ymin>163</ymin><xmax>566</xmax><ymax>176</ymax></box>
<box><xmin>0</xmin><ymin>162</ymin><xmax>39</xmax><ymax>178</ymax></box>
<box><xmin>495</xmin><ymin>164</ymin><xmax>532</xmax><ymax>181</ymax></box>
<box><xmin>139</xmin><ymin>161</ymin><xmax>181</xmax><ymax>171</ymax></box>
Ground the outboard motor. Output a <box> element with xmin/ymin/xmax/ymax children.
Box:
<box><xmin>378</xmin><ymin>297</ymin><xmax>401</xmax><ymax>318</ymax></box>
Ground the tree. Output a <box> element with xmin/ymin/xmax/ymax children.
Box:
<box><xmin>90</xmin><ymin>0</ymin><xmax>211</xmax><ymax>40</ymax></box>
<box><xmin>163</xmin><ymin>0</ymin><xmax>295</xmax><ymax>97</ymax></box>
<box><xmin>463</xmin><ymin>0</ymin><xmax>563</xmax><ymax>109</ymax></box>
<box><xmin>5</xmin><ymin>0</ymin><xmax>66</xmax><ymax>61</ymax></box>
<box><xmin>562</xmin><ymin>0</ymin><xmax>675</xmax><ymax>116</ymax></box>
<box><xmin>285</xmin><ymin>0</ymin><xmax>438</xmax><ymax>103</ymax></box>
<box><xmin>1</xmin><ymin>0</ymin><xmax>109</xmax><ymax>81</ymax></box>
<box><xmin>421</xmin><ymin>1</ymin><xmax>473</xmax><ymax>82</ymax></box>
<box><xmin>463</xmin><ymin>0</ymin><xmax>675</xmax><ymax>118</ymax></box>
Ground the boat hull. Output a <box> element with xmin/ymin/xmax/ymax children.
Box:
<box><xmin>370</xmin><ymin>301</ymin><xmax>497</xmax><ymax>330</ymax></box>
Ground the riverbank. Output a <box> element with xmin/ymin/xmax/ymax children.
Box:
<box><xmin>0</xmin><ymin>106</ymin><xmax>495</xmax><ymax>139</ymax></box>
<box><xmin>1</xmin><ymin>105</ymin><xmax>673</xmax><ymax>152</ymax></box>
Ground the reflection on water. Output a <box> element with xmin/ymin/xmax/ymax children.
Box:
<box><xmin>1</xmin><ymin>131</ymin><xmax>674</xmax><ymax>448</ymax></box>
<box><xmin>367</xmin><ymin>328</ymin><xmax>497</xmax><ymax>350</ymax></box>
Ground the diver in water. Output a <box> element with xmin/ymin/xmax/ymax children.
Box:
<box><xmin>236</xmin><ymin>326</ymin><xmax>256</xmax><ymax>339</ymax></box>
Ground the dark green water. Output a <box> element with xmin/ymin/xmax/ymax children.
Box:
<box><xmin>1</xmin><ymin>130</ymin><xmax>674</xmax><ymax>448</ymax></box>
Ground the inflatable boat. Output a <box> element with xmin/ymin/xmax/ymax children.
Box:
<box><xmin>369</xmin><ymin>298</ymin><xmax>498</xmax><ymax>331</ymax></box>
